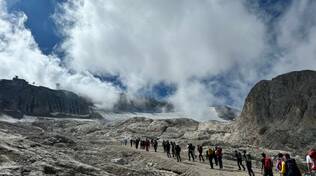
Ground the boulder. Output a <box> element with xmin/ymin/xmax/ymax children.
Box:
<box><xmin>111</xmin><ymin>158</ymin><xmax>128</xmax><ymax>165</ymax></box>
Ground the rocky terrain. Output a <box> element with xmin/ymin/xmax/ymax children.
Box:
<box><xmin>235</xmin><ymin>70</ymin><xmax>316</xmax><ymax>153</ymax></box>
<box><xmin>0</xmin><ymin>117</ymin><xmax>285</xmax><ymax>176</ymax></box>
<box><xmin>1</xmin><ymin>70</ymin><xmax>316</xmax><ymax>175</ymax></box>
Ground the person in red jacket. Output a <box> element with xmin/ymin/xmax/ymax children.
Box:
<box><xmin>216</xmin><ymin>146</ymin><xmax>223</xmax><ymax>169</ymax></box>
<box><xmin>307</xmin><ymin>149</ymin><xmax>316</xmax><ymax>174</ymax></box>
<box><xmin>261</xmin><ymin>153</ymin><xmax>273</xmax><ymax>176</ymax></box>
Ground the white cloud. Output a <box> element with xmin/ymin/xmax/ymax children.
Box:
<box><xmin>271</xmin><ymin>0</ymin><xmax>316</xmax><ymax>75</ymax></box>
<box><xmin>56</xmin><ymin>0</ymin><xmax>267</xmax><ymax>119</ymax></box>
<box><xmin>6</xmin><ymin>0</ymin><xmax>316</xmax><ymax>121</ymax></box>
<box><xmin>0</xmin><ymin>0</ymin><xmax>120</xmax><ymax>109</ymax></box>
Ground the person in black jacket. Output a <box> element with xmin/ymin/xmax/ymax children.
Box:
<box><xmin>153</xmin><ymin>140</ymin><xmax>158</xmax><ymax>152</ymax></box>
<box><xmin>166</xmin><ymin>141</ymin><xmax>171</xmax><ymax>158</ymax></box>
<box><xmin>243</xmin><ymin>150</ymin><xmax>255</xmax><ymax>176</ymax></box>
<box><xmin>284</xmin><ymin>153</ymin><xmax>301</xmax><ymax>176</ymax></box>
<box><xmin>198</xmin><ymin>145</ymin><xmax>205</xmax><ymax>162</ymax></box>
<box><xmin>235</xmin><ymin>150</ymin><xmax>245</xmax><ymax>171</ymax></box>
<box><xmin>188</xmin><ymin>143</ymin><xmax>195</xmax><ymax>161</ymax></box>
<box><xmin>175</xmin><ymin>144</ymin><xmax>182</xmax><ymax>162</ymax></box>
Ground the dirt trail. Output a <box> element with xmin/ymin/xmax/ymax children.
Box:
<box><xmin>114</xmin><ymin>144</ymin><xmax>271</xmax><ymax>176</ymax></box>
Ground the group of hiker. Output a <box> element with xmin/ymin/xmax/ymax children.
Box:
<box><xmin>162</xmin><ymin>140</ymin><xmax>182</xmax><ymax>162</ymax></box>
<box><xmin>234</xmin><ymin>150</ymin><xmax>255</xmax><ymax>176</ymax></box>
<box><xmin>126</xmin><ymin>138</ymin><xmax>316</xmax><ymax>176</ymax></box>
<box><xmin>188</xmin><ymin>144</ymin><xmax>224</xmax><ymax>169</ymax></box>
<box><xmin>205</xmin><ymin>145</ymin><xmax>224</xmax><ymax>169</ymax></box>
<box><xmin>260</xmin><ymin>149</ymin><xmax>316</xmax><ymax>176</ymax></box>
<box><xmin>129</xmin><ymin>138</ymin><xmax>158</xmax><ymax>152</ymax></box>
<box><xmin>261</xmin><ymin>152</ymin><xmax>300</xmax><ymax>176</ymax></box>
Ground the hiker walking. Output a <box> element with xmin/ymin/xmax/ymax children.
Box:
<box><xmin>216</xmin><ymin>146</ymin><xmax>223</xmax><ymax>169</ymax></box>
<box><xmin>235</xmin><ymin>150</ymin><xmax>245</xmax><ymax>171</ymax></box>
<box><xmin>284</xmin><ymin>153</ymin><xmax>301</xmax><ymax>176</ymax></box>
<box><xmin>130</xmin><ymin>138</ymin><xmax>133</xmax><ymax>147</ymax></box>
<box><xmin>175</xmin><ymin>144</ymin><xmax>182</xmax><ymax>162</ymax></box>
<box><xmin>124</xmin><ymin>137</ymin><xmax>128</xmax><ymax>146</ymax></box>
<box><xmin>135</xmin><ymin>138</ymin><xmax>140</xmax><ymax>149</ymax></box>
<box><xmin>145</xmin><ymin>139</ymin><xmax>150</xmax><ymax>152</ymax></box>
<box><xmin>198</xmin><ymin>145</ymin><xmax>205</xmax><ymax>162</ymax></box>
<box><xmin>171</xmin><ymin>142</ymin><xmax>176</xmax><ymax>158</ymax></box>
<box><xmin>153</xmin><ymin>140</ymin><xmax>158</xmax><ymax>152</ymax></box>
<box><xmin>261</xmin><ymin>153</ymin><xmax>273</xmax><ymax>176</ymax></box>
<box><xmin>188</xmin><ymin>143</ymin><xmax>195</xmax><ymax>161</ymax></box>
<box><xmin>307</xmin><ymin>149</ymin><xmax>316</xmax><ymax>175</ymax></box>
<box><xmin>214</xmin><ymin>146</ymin><xmax>218</xmax><ymax>166</ymax></box>
<box><xmin>166</xmin><ymin>141</ymin><xmax>171</xmax><ymax>158</ymax></box>
<box><xmin>162</xmin><ymin>140</ymin><xmax>166</xmax><ymax>153</ymax></box>
<box><xmin>207</xmin><ymin>147</ymin><xmax>215</xmax><ymax>169</ymax></box>
<box><xmin>243</xmin><ymin>150</ymin><xmax>255</xmax><ymax>176</ymax></box>
<box><xmin>276</xmin><ymin>153</ymin><xmax>285</xmax><ymax>176</ymax></box>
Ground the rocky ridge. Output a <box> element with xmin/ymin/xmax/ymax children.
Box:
<box><xmin>0</xmin><ymin>77</ymin><xmax>92</xmax><ymax>119</ymax></box>
<box><xmin>235</xmin><ymin>70</ymin><xmax>316</xmax><ymax>152</ymax></box>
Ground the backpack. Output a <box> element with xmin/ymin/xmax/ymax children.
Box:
<box><xmin>307</xmin><ymin>149</ymin><xmax>316</xmax><ymax>170</ymax></box>
<box><xmin>237</xmin><ymin>152</ymin><xmax>242</xmax><ymax>160</ymax></box>
<box><xmin>264</xmin><ymin>158</ymin><xmax>273</xmax><ymax>170</ymax></box>
<box><xmin>285</xmin><ymin>159</ymin><xmax>301</xmax><ymax>175</ymax></box>
<box><xmin>276</xmin><ymin>159</ymin><xmax>282</xmax><ymax>171</ymax></box>
<box><xmin>308</xmin><ymin>149</ymin><xmax>316</xmax><ymax>160</ymax></box>
<box><xmin>216</xmin><ymin>147</ymin><xmax>222</xmax><ymax>156</ymax></box>
<box><xmin>198</xmin><ymin>146</ymin><xmax>203</xmax><ymax>152</ymax></box>
<box><xmin>188</xmin><ymin>144</ymin><xmax>194</xmax><ymax>151</ymax></box>
<box><xmin>245</xmin><ymin>154</ymin><xmax>252</xmax><ymax>163</ymax></box>
<box><xmin>208</xmin><ymin>148</ymin><xmax>213</xmax><ymax>156</ymax></box>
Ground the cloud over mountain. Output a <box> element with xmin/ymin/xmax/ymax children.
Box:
<box><xmin>54</xmin><ymin>0</ymin><xmax>266</xmax><ymax>119</ymax></box>
<box><xmin>0</xmin><ymin>0</ymin><xmax>120</xmax><ymax>109</ymax></box>
<box><xmin>2</xmin><ymin>0</ymin><xmax>316</xmax><ymax>120</ymax></box>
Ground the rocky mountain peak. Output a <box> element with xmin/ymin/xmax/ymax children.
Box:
<box><xmin>237</xmin><ymin>70</ymin><xmax>316</xmax><ymax>151</ymax></box>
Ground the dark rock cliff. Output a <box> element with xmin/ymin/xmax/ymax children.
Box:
<box><xmin>0</xmin><ymin>77</ymin><xmax>92</xmax><ymax>118</ymax></box>
<box><xmin>237</xmin><ymin>70</ymin><xmax>316</xmax><ymax>151</ymax></box>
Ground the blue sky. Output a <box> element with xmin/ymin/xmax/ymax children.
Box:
<box><xmin>7</xmin><ymin>0</ymin><xmax>291</xmax><ymax>56</ymax></box>
<box><xmin>8</xmin><ymin>0</ymin><xmax>63</xmax><ymax>54</ymax></box>
<box><xmin>2</xmin><ymin>0</ymin><xmax>316</xmax><ymax>118</ymax></box>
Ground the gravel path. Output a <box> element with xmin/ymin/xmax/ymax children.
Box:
<box><xmin>114</xmin><ymin>144</ymin><xmax>274</xmax><ymax>176</ymax></box>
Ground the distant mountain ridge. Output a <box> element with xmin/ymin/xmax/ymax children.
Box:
<box><xmin>0</xmin><ymin>77</ymin><xmax>238</xmax><ymax>122</ymax></box>
<box><xmin>112</xmin><ymin>93</ymin><xmax>174</xmax><ymax>113</ymax></box>
<box><xmin>0</xmin><ymin>77</ymin><xmax>92</xmax><ymax>118</ymax></box>
<box><xmin>0</xmin><ymin>77</ymin><xmax>175</xmax><ymax>119</ymax></box>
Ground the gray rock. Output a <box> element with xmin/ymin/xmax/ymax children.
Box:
<box><xmin>111</xmin><ymin>158</ymin><xmax>128</xmax><ymax>165</ymax></box>
<box><xmin>0</xmin><ymin>77</ymin><xmax>92</xmax><ymax>118</ymax></box>
<box><xmin>236</xmin><ymin>70</ymin><xmax>316</xmax><ymax>152</ymax></box>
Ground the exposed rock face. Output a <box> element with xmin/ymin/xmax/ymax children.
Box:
<box><xmin>236</xmin><ymin>70</ymin><xmax>316</xmax><ymax>151</ymax></box>
<box><xmin>0</xmin><ymin>78</ymin><xmax>92</xmax><ymax>118</ymax></box>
